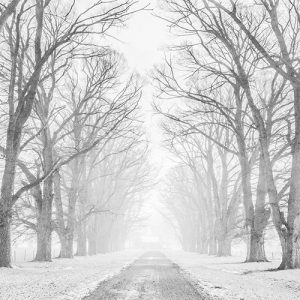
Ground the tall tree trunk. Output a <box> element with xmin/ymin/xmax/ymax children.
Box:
<box><xmin>64</xmin><ymin>188</ymin><xmax>77</xmax><ymax>258</ymax></box>
<box><xmin>35</xmin><ymin>134</ymin><xmax>54</xmax><ymax>261</ymax></box>
<box><xmin>258</xmin><ymin>136</ymin><xmax>287</xmax><ymax>269</ymax></box>
<box><xmin>64</xmin><ymin>151</ymin><xmax>81</xmax><ymax>258</ymax></box>
<box><xmin>217</xmin><ymin>235</ymin><xmax>232</xmax><ymax>256</ymax></box>
<box><xmin>217</xmin><ymin>149</ymin><xmax>232</xmax><ymax>257</ymax></box>
<box><xmin>238</xmin><ymin>60</ymin><xmax>287</xmax><ymax>267</ymax></box>
<box><xmin>57</xmin><ymin>232</ymin><xmax>68</xmax><ymax>258</ymax></box>
<box><xmin>76</xmin><ymin>220</ymin><xmax>87</xmax><ymax>256</ymax></box>
<box><xmin>286</xmin><ymin>86</ymin><xmax>300</xmax><ymax>268</ymax></box>
<box><xmin>238</xmin><ymin>151</ymin><xmax>255</xmax><ymax>260</ymax></box>
<box><xmin>0</xmin><ymin>216</ymin><xmax>11</xmax><ymax>267</ymax></box>
<box><xmin>76</xmin><ymin>182</ymin><xmax>87</xmax><ymax>256</ymax></box>
<box><xmin>56</xmin><ymin>229</ymin><xmax>74</xmax><ymax>259</ymax></box>
<box><xmin>88</xmin><ymin>216</ymin><xmax>98</xmax><ymax>255</ymax></box>
<box><xmin>196</xmin><ymin>212</ymin><xmax>208</xmax><ymax>254</ymax></box>
<box><xmin>248</xmin><ymin>153</ymin><xmax>270</xmax><ymax>262</ymax></box>
<box><xmin>65</xmin><ymin>230</ymin><xmax>74</xmax><ymax>258</ymax></box>
<box><xmin>53</xmin><ymin>171</ymin><xmax>68</xmax><ymax>258</ymax></box>
<box><xmin>248</xmin><ymin>230</ymin><xmax>267</xmax><ymax>262</ymax></box>
<box><xmin>206</xmin><ymin>168</ymin><xmax>217</xmax><ymax>255</ymax></box>
<box><xmin>234</xmin><ymin>86</ymin><xmax>256</xmax><ymax>261</ymax></box>
<box><xmin>35</xmin><ymin>177</ymin><xmax>53</xmax><ymax>261</ymax></box>
<box><xmin>215</xmin><ymin>217</ymin><xmax>232</xmax><ymax>256</ymax></box>
<box><xmin>208</xmin><ymin>230</ymin><xmax>217</xmax><ymax>255</ymax></box>
<box><xmin>0</xmin><ymin>130</ymin><xmax>20</xmax><ymax>267</ymax></box>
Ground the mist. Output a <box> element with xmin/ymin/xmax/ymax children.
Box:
<box><xmin>0</xmin><ymin>0</ymin><xmax>300</xmax><ymax>299</ymax></box>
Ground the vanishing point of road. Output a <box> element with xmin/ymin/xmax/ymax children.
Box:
<box><xmin>83</xmin><ymin>251</ymin><xmax>213</xmax><ymax>300</ymax></box>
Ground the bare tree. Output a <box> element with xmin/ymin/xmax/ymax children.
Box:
<box><xmin>161</xmin><ymin>116</ymin><xmax>242</xmax><ymax>256</ymax></box>
<box><xmin>205</xmin><ymin>0</ymin><xmax>300</xmax><ymax>270</ymax></box>
<box><xmin>155</xmin><ymin>0</ymin><xmax>292</xmax><ymax>265</ymax></box>
<box><xmin>0</xmin><ymin>0</ymin><xmax>141</xmax><ymax>267</ymax></box>
<box><xmin>84</xmin><ymin>134</ymin><xmax>150</xmax><ymax>255</ymax></box>
<box><xmin>51</xmin><ymin>53</ymin><xmax>142</xmax><ymax>258</ymax></box>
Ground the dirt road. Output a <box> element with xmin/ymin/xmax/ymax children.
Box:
<box><xmin>83</xmin><ymin>251</ymin><xmax>212</xmax><ymax>300</ymax></box>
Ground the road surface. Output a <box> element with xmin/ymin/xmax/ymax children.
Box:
<box><xmin>83</xmin><ymin>251</ymin><xmax>212</xmax><ymax>300</ymax></box>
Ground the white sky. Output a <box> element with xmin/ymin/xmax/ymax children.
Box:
<box><xmin>78</xmin><ymin>0</ymin><xmax>170</xmax><ymax>74</ymax></box>
<box><xmin>114</xmin><ymin>0</ymin><xmax>168</xmax><ymax>74</ymax></box>
<box><xmin>110</xmin><ymin>0</ymin><xmax>174</xmax><ymax>173</ymax></box>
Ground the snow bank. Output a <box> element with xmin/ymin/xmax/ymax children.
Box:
<box><xmin>0</xmin><ymin>250</ymin><xmax>141</xmax><ymax>300</ymax></box>
<box><xmin>165</xmin><ymin>250</ymin><xmax>300</xmax><ymax>300</ymax></box>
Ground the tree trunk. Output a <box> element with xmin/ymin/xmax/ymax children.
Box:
<box><xmin>56</xmin><ymin>230</ymin><xmax>73</xmax><ymax>258</ymax></box>
<box><xmin>238</xmin><ymin>154</ymin><xmax>255</xmax><ymax>252</ymax></box>
<box><xmin>258</xmin><ymin>136</ymin><xmax>288</xmax><ymax>268</ymax></box>
<box><xmin>76</xmin><ymin>183</ymin><xmax>87</xmax><ymax>256</ymax></box>
<box><xmin>239</xmin><ymin>68</ymin><xmax>287</xmax><ymax>267</ymax></box>
<box><xmin>247</xmin><ymin>153</ymin><xmax>270</xmax><ymax>262</ymax></box>
<box><xmin>88</xmin><ymin>216</ymin><xmax>98</xmax><ymax>255</ymax></box>
<box><xmin>65</xmin><ymin>232</ymin><xmax>74</xmax><ymax>258</ymax></box>
<box><xmin>277</xmin><ymin>232</ymin><xmax>288</xmax><ymax>270</ymax></box>
<box><xmin>88</xmin><ymin>237</ymin><xmax>97</xmax><ymax>255</ymax></box>
<box><xmin>234</xmin><ymin>85</ymin><xmax>257</xmax><ymax>261</ymax></box>
<box><xmin>35</xmin><ymin>178</ymin><xmax>53</xmax><ymax>261</ymax></box>
<box><xmin>64</xmin><ymin>154</ymin><xmax>81</xmax><ymax>258</ymax></box>
<box><xmin>206</xmin><ymin>171</ymin><xmax>217</xmax><ymax>255</ymax></box>
<box><xmin>0</xmin><ymin>138</ymin><xmax>20</xmax><ymax>267</ymax></box>
<box><xmin>196</xmin><ymin>215</ymin><xmax>208</xmax><ymax>254</ymax></box>
<box><xmin>0</xmin><ymin>217</ymin><xmax>11</xmax><ymax>267</ymax></box>
<box><xmin>53</xmin><ymin>171</ymin><xmax>68</xmax><ymax>258</ymax></box>
<box><xmin>217</xmin><ymin>236</ymin><xmax>232</xmax><ymax>256</ymax></box>
<box><xmin>208</xmin><ymin>232</ymin><xmax>217</xmax><ymax>255</ymax></box>
<box><xmin>215</xmin><ymin>217</ymin><xmax>232</xmax><ymax>256</ymax></box>
<box><xmin>76</xmin><ymin>221</ymin><xmax>87</xmax><ymax>256</ymax></box>
<box><xmin>286</xmin><ymin>86</ymin><xmax>300</xmax><ymax>269</ymax></box>
<box><xmin>35</xmin><ymin>125</ymin><xmax>54</xmax><ymax>261</ymax></box>
<box><xmin>64</xmin><ymin>199</ymin><xmax>76</xmax><ymax>258</ymax></box>
<box><xmin>35</xmin><ymin>219</ymin><xmax>52</xmax><ymax>261</ymax></box>
<box><xmin>248</xmin><ymin>231</ymin><xmax>267</xmax><ymax>262</ymax></box>
<box><xmin>196</xmin><ymin>234</ymin><xmax>207</xmax><ymax>254</ymax></box>
<box><xmin>58</xmin><ymin>232</ymin><xmax>68</xmax><ymax>258</ymax></box>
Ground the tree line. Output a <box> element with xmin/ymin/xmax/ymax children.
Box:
<box><xmin>155</xmin><ymin>0</ymin><xmax>300</xmax><ymax>270</ymax></box>
<box><xmin>0</xmin><ymin>0</ymin><xmax>149</xmax><ymax>268</ymax></box>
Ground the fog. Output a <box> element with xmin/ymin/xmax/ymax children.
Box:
<box><xmin>1</xmin><ymin>0</ymin><xmax>300</xmax><ymax>299</ymax></box>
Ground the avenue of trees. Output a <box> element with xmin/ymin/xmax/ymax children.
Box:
<box><xmin>155</xmin><ymin>0</ymin><xmax>300</xmax><ymax>270</ymax></box>
<box><xmin>0</xmin><ymin>0</ymin><xmax>148</xmax><ymax>268</ymax></box>
<box><xmin>3</xmin><ymin>0</ymin><xmax>300</xmax><ymax>274</ymax></box>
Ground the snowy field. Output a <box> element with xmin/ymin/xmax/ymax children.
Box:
<box><xmin>2</xmin><ymin>249</ymin><xmax>300</xmax><ymax>300</ymax></box>
<box><xmin>165</xmin><ymin>251</ymin><xmax>300</xmax><ymax>300</ymax></box>
<box><xmin>0</xmin><ymin>251</ymin><xmax>141</xmax><ymax>300</ymax></box>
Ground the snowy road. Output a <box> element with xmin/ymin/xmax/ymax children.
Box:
<box><xmin>83</xmin><ymin>252</ymin><xmax>210</xmax><ymax>300</ymax></box>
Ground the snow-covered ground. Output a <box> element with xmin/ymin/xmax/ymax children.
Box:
<box><xmin>165</xmin><ymin>250</ymin><xmax>300</xmax><ymax>300</ymax></box>
<box><xmin>0</xmin><ymin>250</ymin><xmax>141</xmax><ymax>300</ymax></box>
<box><xmin>3</xmin><ymin>249</ymin><xmax>300</xmax><ymax>300</ymax></box>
